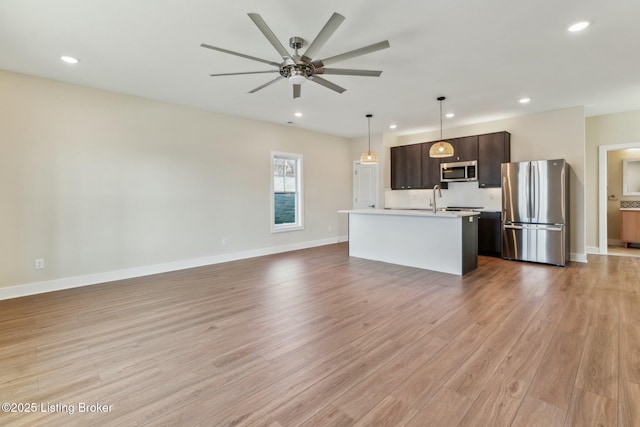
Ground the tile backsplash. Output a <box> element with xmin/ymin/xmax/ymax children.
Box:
<box><xmin>385</xmin><ymin>181</ymin><xmax>502</xmax><ymax>211</ymax></box>
<box><xmin>621</xmin><ymin>200</ymin><xmax>640</xmax><ymax>209</ymax></box>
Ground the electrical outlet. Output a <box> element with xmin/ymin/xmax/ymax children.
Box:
<box><xmin>222</xmin><ymin>238</ymin><xmax>228</xmax><ymax>247</ymax></box>
<box><xmin>328</xmin><ymin>225</ymin><xmax>333</xmax><ymax>232</ymax></box>
<box><xmin>35</xmin><ymin>258</ymin><xmax>45</xmax><ymax>270</ymax></box>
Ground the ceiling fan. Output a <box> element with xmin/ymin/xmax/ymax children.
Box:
<box><xmin>200</xmin><ymin>12</ymin><xmax>390</xmax><ymax>99</ymax></box>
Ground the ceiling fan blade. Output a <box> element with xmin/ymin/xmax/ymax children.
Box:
<box><xmin>301</xmin><ymin>12</ymin><xmax>345</xmax><ymax>62</ymax></box>
<box><xmin>309</xmin><ymin>76</ymin><xmax>346</xmax><ymax>94</ymax></box>
<box><xmin>247</xmin><ymin>13</ymin><xmax>292</xmax><ymax>61</ymax></box>
<box><xmin>293</xmin><ymin>84</ymin><xmax>301</xmax><ymax>99</ymax></box>
<box><xmin>210</xmin><ymin>70</ymin><xmax>279</xmax><ymax>77</ymax></box>
<box><xmin>313</xmin><ymin>40</ymin><xmax>390</xmax><ymax>68</ymax></box>
<box><xmin>200</xmin><ymin>43</ymin><xmax>280</xmax><ymax>67</ymax></box>
<box><xmin>315</xmin><ymin>68</ymin><xmax>382</xmax><ymax>77</ymax></box>
<box><xmin>248</xmin><ymin>76</ymin><xmax>283</xmax><ymax>94</ymax></box>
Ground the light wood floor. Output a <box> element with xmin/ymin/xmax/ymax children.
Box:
<box><xmin>1</xmin><ymin>243</ymin><xmax>639</xmax><ymax>426</ymax></box>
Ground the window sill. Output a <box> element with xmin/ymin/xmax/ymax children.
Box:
<box><xmin>271</xmin><ymin>224</ymin><xmax>304</xmax><ymax>233</ymax></box>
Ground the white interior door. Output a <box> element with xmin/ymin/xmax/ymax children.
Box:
<box><xmin>353</xmin><ymin>162</ymin><xmax>379</xmax><ymax>209</ymax></box>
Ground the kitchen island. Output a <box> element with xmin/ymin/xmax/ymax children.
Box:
<box><xmin>339</xmin><ymin>209</ymin><xmax>479</xmax><ymax>275</ymax></box>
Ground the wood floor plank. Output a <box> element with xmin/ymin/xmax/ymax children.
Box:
<box><xmin>403</xmin><ymin>387</ymin><xmax>472</xmax><ymax>427</ymax></box>
<box><xmin>457</xmin><ymin>372</ymin><xmax>527</xmax><ymax>427</ymax></box>
<box><xmin>298</xmin><ymin>404</ymin><xmax>354</xmax><ymax>427</ymax></box>
<box><xmin>353</xmin><ymin>395</ymin><xmax>416</xmax><ymax>427</ymax></box>
<box><xmin>510</xmin><ymin>396</ymin><xmax>566</xmax><ymax>427</ymax></box>
<box><xmin>0</xmin><ymin>244</ymin><xmax>638</xmax><ymax>426</ymax></box>
<box><xmin>619</xmin><ymin>296</ymin><xmax>640</xmax><ymax>384</ymax></box>
<box><xmin>528</xmin><ymin>331</ymin><xmax>585</xmax><ymax>410</ymax></box>
<box><xmin>619</xmin><ymin>380</ymin><xmax>640</xmax><ymax>427</ymax></box>
<box><xmin>443</xmin><ymin>293</ymin><xmax>543</xmax><ymax>399</ymax></box>
<box><xmin>574</xmin><ymin>325</ymin><xmax>618</xmax><ymax>400</ymax></box>
<box><xmin>565</xmin><ymin>387</ymin><xmax>618</xmax><ymax>427</ymax></box>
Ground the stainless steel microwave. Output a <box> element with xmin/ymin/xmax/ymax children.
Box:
<box><xmin>440</xmin><ymin>160</ymin><xmax>478</xmax><ymax>182</ymax></box>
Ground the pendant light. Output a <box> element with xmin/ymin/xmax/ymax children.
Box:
<box><xmin>429</xmin><ymin>96</ymin><xmax>455</xmax><ymax>158</ymax></box>
<box><xmin>360</xmin><ymin>114</ymin><xmax>379</xmax><ymax>164</ymax></box>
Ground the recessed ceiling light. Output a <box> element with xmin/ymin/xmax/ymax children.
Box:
<box><xmin>445</xmin><ymin>113</ymin><xmax>455</xmax><ymax>118</ymax></box>
<box><xmin>568</xmin><ymin>21</ymin><xmax>590</xmax><ymax>32</ymax></box>
<box><xmin>60</xmin><ymin>56</ymin><xmax>79</xmax><ymax>64</ymax></box>
<box><xmin>519</xmin><ymin>97</ymin><xmax>531</xmax><ymax>104</ymax></box>
<box><xmin>389</xmin><ymin>124</ymin><xmax>398</xmax><ymax>129</ymax></box>
<box><xmin>294</xmin><ymin>112</ymin><xmax>303</xmax><ymax>117</ymax></box>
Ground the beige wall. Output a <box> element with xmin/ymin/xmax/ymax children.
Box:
<box><xmin>384</xmin><ymin>107</ymin><xmax>586</xmax><ymax>259</ymax></box>
<box><xmin>585</xmin><ymin>110</ymin><xmax>640</xmax><ymax>250</ymax></box>
<box><xmin>0</xmin><ymin>70</ymin><xmax>352</xmax><ymax>289</ymax></box>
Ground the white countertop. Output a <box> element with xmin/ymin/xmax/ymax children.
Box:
<box><xmin>338</xmin><ymin>208</ymin><xmax>479</xmax><ymax>218</ymax></box>
<box><xmin>620</xmin><ymin>208</ymin><xmax>640</xmax><ymax>211</ymax></box>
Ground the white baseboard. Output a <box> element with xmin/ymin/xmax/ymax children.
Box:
<box><xmin>570</xmin><ymin>252</ymin><xmax>588</xmax><ymax>263</ymax></box>
<box><xmin>585</xmin><ymin>246</ymin><xmax>601</xmax><ymax>254</ymax></box>
<box><xmin>0</xmin><ymin>236</ymin><xmax>348</xmax><ymax>301</ymax></box>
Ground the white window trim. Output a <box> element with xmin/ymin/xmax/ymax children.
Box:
<box><xmin>271</xmin><ymin>151</ymin><xmax>304</xmax><ymax>233</ymax></box>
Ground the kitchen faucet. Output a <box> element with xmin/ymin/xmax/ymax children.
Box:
<box><xmin>431</xmin><ymin>184</ymin><xmax>442</xmax><ymax>213</ymax></box>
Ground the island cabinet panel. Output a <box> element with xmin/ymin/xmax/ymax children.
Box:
<box><xmin>478</xmin><ymin>211</ymin><xmax>502</xmax><ymax>256</ymax></box>
<box><xmin>621</xmin><ymin>210</ymin><xmax>640</xmax><ymax>247</ymax></box>
<box><xmin>447</xmin><ymin>136</ymin><xmax>478</xmax><ymax>162</ymax></box>
<box><xmin>478</xmin><ymin>131</ymin><xmax>511</xmax><ymax>188</ymax></box>
<box><xmin>421</xmin><ymin>143</ymin><xmax>448</xmax><ymax>189</ymax></box>
<box><xmin>391</xmin><ymin>144</ymin><xmax>422</xmax><ymax>189</ymax></box>
<box><xmin>342</xmin><ymin>209</ymin><xmax>478</xmax><ymax>275</ymax></box>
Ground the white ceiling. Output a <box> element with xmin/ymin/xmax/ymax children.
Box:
<box><xmin>1</xmin><ymin>0</ymin><xmax>639</xmax><ymax>138</ymax></box>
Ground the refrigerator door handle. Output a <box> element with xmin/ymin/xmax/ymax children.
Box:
<box><xmin>530</xmin><ymin>161</ymin><xmax>538</xmax><ymax>222</ymax></box>
<box><xmin>504</xmin><ymin>224</ymin><xmax>525</xmax><ymax>230</ymax></box>
<box><xmin>504</xmin><ymin>224</ymin><xmax>563</xmax><ymax>232</ymax></box>
<box><xmin>526</xmin><ymin>163</ymin><xmax>532</xmax><ymax>221</ymax></box>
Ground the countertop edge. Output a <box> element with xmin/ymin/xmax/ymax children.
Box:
<box><xmin>338</xmin><ymin>209</ymin><xmax>479</xmax><ymax>218</ymax></box>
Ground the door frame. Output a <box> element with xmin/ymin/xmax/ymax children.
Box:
<box><xmin>598</xmin><ymin>142</ymin><xmax>640</xmax><ymax>254</ymax></box>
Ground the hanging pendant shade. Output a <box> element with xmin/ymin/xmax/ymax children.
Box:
<box><xmin>429</xmin><ymin>96</ymin><xmax>455</xmax><ymax>159</ymax></box>
<box><xmin>360</xmin><ymin>114</ymin><xmax>379</xmax><ymax>164</ymax></box>
<box><xmin>360</xmin><ymin>150</ymin><xmax>380</xmax><ymax>164</ymax></box>
<box><xmin>429</xmin><ymin>141</ymin><xmax>455</xmax><ymax>158</ymax></box>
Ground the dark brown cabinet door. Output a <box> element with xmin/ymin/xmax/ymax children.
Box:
<box><xmin>390</xmin><ymin>146</ymin><xmax>405</xmax><ymax>190</ymax></box>
<box><xmin>478</xmin><ymin>211</ymin><xmax>502</xmax><ymax>256</ymax></box>
<box><xmin>478</xmin><ymin>132</ymin><xmax>511</xmax><ymax>188</ymax></box>
<box><xmin>448</xmin><ymin>136</ymin><xmax>478</xmax><ymax>162</ymax></box>
<box><xmin>391</xmin><ymin>144</ymin><xmax>422</xmax><ymax>189</ymax></box>
<box><xmin>421</xmin><ymin>143</ymin><xmax>447</xmax><ymax>189</ymax></box>
<box><xmin>405</xmin><ymin>144</ymin><xmax>422</xmax><ymax>189</ymax></box>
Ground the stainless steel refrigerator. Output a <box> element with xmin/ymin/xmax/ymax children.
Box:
<box><xmin>501</xmin><ymin>159</ymin><xmax>569</xmax><ymax>266</ymax></box>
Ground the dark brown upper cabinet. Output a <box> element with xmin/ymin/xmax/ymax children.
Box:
<box><xmin>421</xmin><ymin>143</ymin><xmax>448</xmax><ymax>189</ymax></box>
<box><xmin>390</xmin><ymin>144</ymin><xmax>422</xmax><ymax>190</ymax></box>
<box><xmin>446</xmin><ymin>136</ymin><xmax>478</xmax><ymax>163</ymax></box>
<box><xmin>478</xmin><ymin>131</ymin><xmax>511</xmax><ymax>188</ymax></box>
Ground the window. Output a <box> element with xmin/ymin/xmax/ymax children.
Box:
<box><xmin>271</xmin><ymin>152</ymin><xmax>303</xmax><ymax>232</ymax></box>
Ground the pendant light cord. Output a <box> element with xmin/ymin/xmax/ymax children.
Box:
<box><xmin>368</xmin><ymin>116</ymin><xmax>371</xmax><ymax>151</ymax></box>
<box><xmin>439</xmin><ymin>98</ymin><xmax>443</xmax><ymax>141</ymax></box>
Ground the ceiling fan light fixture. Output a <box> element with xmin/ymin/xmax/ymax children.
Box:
<box><xmin>360</xmin><ymin>114</ymin><xmax>379</xmax><ymax>164</ymax></box>
<box><xmin>429</xmin><ymin>96</ymin><xmax>454</xmax><ymax>159</ymax></box>
<box><xmin>288</xmin><ymin>70</ymin><xmax>307</xmax><ymax>85</ymax></box>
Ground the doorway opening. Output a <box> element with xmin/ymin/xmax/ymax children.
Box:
<box><xmin>598</xmin><ymin>142</ymin><xmax>640</xmax><ymax>256</ymax></box>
